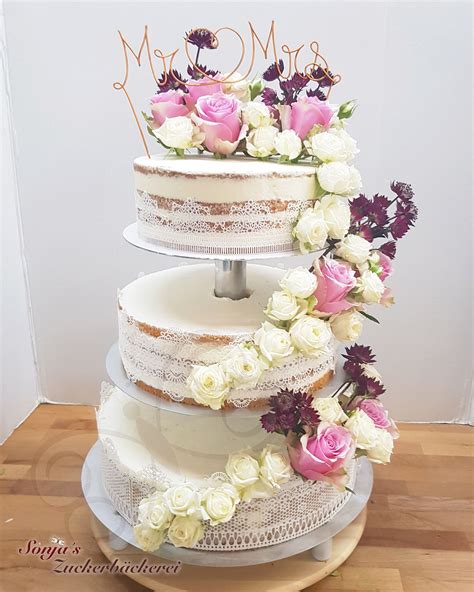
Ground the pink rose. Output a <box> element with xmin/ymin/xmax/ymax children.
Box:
<box><xmin>150</xmin><ymin>90</ymin><xmax>189</xmax><ymax>126</ymax></box>
<box><xmin>377</xmin><ymin>252</ymin><xmax>393</xmax><ymax>281</ymax></box>
<box><xmin>289</xmin><ymin>97</ymin><xmax>333</xmax><ymax>139</ymax></box>
<box><xmin>358</xmin><ymin>400</ymin><xmax>399</xmax><ymax>438</ymax></box>
<box><xmin>185</xmin><ymin>76</ymin><xmax>222</xmax><ymax>108</ymax></box>
<box><xmin>380</xmin><ymin>287</ymin><xmax>394</xmax><ymax>307</ymax></box>
<box><xmin>193</xmin><ymin>92</ymin><xmax>243</xmax><ymax>155</ymax></box>
<box><xmin>314</xmin><ymin>257</ymin><xmax>356</xmax><ymax>314</ymax></box>
<box><xmin>287</xmin><ymin>423</ymin><xmax>354</xmax><ymax>489</ymax></box>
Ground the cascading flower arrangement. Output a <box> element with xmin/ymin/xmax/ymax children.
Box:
<box><xmin>260</xmin><ymin>344</ymin><xmax>399</xmax><ymax>490</ymax></box>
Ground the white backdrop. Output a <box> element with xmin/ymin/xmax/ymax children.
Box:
<box><xmin>3</xmin><ymin>1</ymin><xmax>472</xmax><ymax>422</ymax></box>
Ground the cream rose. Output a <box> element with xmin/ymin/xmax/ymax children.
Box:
<box><xmin>225</xmin><ymin>452</ymin><xmax>260</xmax><ymax>490</ymax></box>
<box><xmin>254</xmin><ymin>322</ymin><xmax>294</xmax><ymax>366</ymax></box>
<box><xmin>164</xmin><ymin>484</ymin><xmax>202</xmax><ymax>517</ymax></box>
<box><xmin>153</xmin><ymin>116</ymin><xmax>203</xmax><ymax>150</ymax></box>
<box><xmin>222</xmin><ymin>345</ymin><xmax>266</xmax><ymax>390</ymax></box>
<box><xmin>279</xmin><ymin>267</ymin><xmax>317</xmax><ymax>299</ymax></box>
<box><xmin>335</xmin><ymin>234</ymin><xmax>371</xmax><ymax>264</ymax></box>
<box><xmin>133</xmin><ymin>523</ymin><xmax>166</xmax><ymax>552</ymax></box>
<box><xmin>167</xmin><ymin>515</ymin><xmax>204</xmax><ymax>548</ymax></box>
<box><xmin>138</xmin><ymin>492</ymin><xmax>173</xmax><ymax>531</ymax></box>
<box><xmin>242</xmin><ymin>101</ymin><xmax>272</xmax><ymax>128</ymax></box>
<box><xmin>317</xmin><ymin>162</ymin><xmax>362</xmax><ymax>196</ymax></box>
<box><xmin>367</xmin><ymin>429</ymin><xmax>394</xmax><ymax>464</ymax></box>
<box><xmin>330</xmin><ymin>309</ymin><xmax>363</xmax><ymax>342</ymax></box>
<box><xmin>289</xmin><ymin>316</ymin><xmax>332</xmax><ymax>356</ymax></box>
<box><xmin>274</xmin><ymin>129</ymin><xmax>302</xmax><ymax>160</ymax></box>
<box><xmin>259</xmin><ymin>447</ymin><xmax>292</xmax><ymax>490</ymax></box>
<box><xmin>312</xmin><ymin>397</ymin><xmax>348</xmax><ymax>424</ymax></box>
<box><xmin>292</xmin><ymin>207</ymin><xmax>328</xmax><ymax>254</ymax></box>
<box><xmin>187</xmin><ymin>364</ymin><xmax>230</xmax><ymax>409</ymax></box>
<box><xmin>320</xmin><ymin>194</ymin><xmax>351</xmax><ymax>240</ymax></box>
<box><xmin>222</xmin><ymin>71</ymin><xmax>251</xmax><ymax>102</ymax></box>
<box><xmin>265</xmin><ymin>290</ymin><xmax>306</xmax><ymax>322</ymax></box>
<box><xmin>240</xmin><ymin>479</ymin><xmax>273</xmax><ymax>502</ymax></box>
<box><xmin>246</xmin><ymin>125</ymin><xmax>278</xmax><ymax>158</ymax></box>
<box><xmin>201</xmin><ymin>483</ymin><xmax>240</xmax><ymax>525</ymax></box>
<box><xmin>307</xmin><ymin>128</ymin><xmax>358</xmax><ymax>162</ymax></box>
<box><xmin>344</xmin><ymin>409</ymin><xmax>378</xmax><ymax>450</ymax></box>
<box><xmin>356</xmin><ymin>270</ymin><xmax>385</xmax><ymax>303</ymax></box>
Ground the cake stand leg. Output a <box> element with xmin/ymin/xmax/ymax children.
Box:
<box><xmin>108</xmin><ymin>529</ymin><xmax>128</xmax><ymax>551</ymax></box>
<box><xmin>311</xmin><ymin>537</ymin><xmax>332</xmax><ymax>561</ymax></box>
<box><xmin>214</xmin><ymin>260</ymin><xmax>248</xmax><ymax>300</ymax></box>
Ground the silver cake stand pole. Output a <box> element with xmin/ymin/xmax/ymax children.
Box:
<box><xmin>214</xmin><ymin>260</ymin><xmax>248</xmax><ymax>300</ymax></box>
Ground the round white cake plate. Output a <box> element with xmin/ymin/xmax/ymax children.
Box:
<box><xmin>123</xmin><ymin>222</ymin><xmax>316</xmax><ymax>262</ymax></box>
<box><xmin>82</xmin><ymin>441</ymin><xmax>372</xmax><ymax>572</ymax></box>
<box><xmin>106</xmin><ymin>343</ymin><xmax>348</xmax><ymax>417</ymax></box>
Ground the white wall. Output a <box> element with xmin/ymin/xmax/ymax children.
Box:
<box><xmin>1</xmin><ymin>0</ymin><xmax>39</xmax><ymax>443</ymax></box>
<box><xmin>3</xmin><ymin>1</ymin><xmax>472</xmax><ymax>422</ymax></box>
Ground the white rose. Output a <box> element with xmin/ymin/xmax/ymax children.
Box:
<box><xmin>167</xmin><ymin>515</ymin><xmax>204</xmax><ymax>548</ymax></box>
<box><xmin>265</xmin><ymin>290</ymin><xmax>306</xmax><ymax>322</ymax></box>
<box><xmin>292</xmin><ymin>207</ymin><xmax>328</xmax><ymax>254</ymax></box>
<box><xmin>138</xmin><ymin>492</ymin><xmax>173</xmax><ymax>531</ymax></box>
<box><xmin>164</xmin><ymin>484</ymin><xmax>202</xmax><ymax>517</ymax></box>
<box><xmin>242</xmin><ymin>101</ymin><xmax>271</xmax><ymax>128</ymax></box>
<box><xmin>312</xmin><ymin>397</ymin><xmax>348</xmax><ymax>424</ymax></box>
<box><xmin>133</xmin><ymin>523</ymin><xmax>166</xmax><ymax>552</ymax></box>
<box><xmin>289</xmin><ymin>316</ymin><xmax>332</xmax><ymax>356</ymax></box>
<box><xmin>246</xmin><ymin>125</ymin><xmax>278</xmax><ymax>158</ymax></box>
<box><xmin>335</xmin><ymin>234</ymin><xmax>371</xmax><ymax>264</ymax></box>
<box><xmin>240</xmin><ymin>479</ymin><xmax>274</xmax><ymax>502</ymax></box>
<box><xmin>367</xmin><ymin>429</ymin><xmax>394</xmax><ymax>464</ymax></box>
<box><xmin>201</xmin><ymin>483</ymin><xmax>240</xmax><ymax>525</ymax></box>
<box><xmin>356</xmin><ymin>270</ymin><xmax>385</xmax><ymax>304</ymax></box>
<box><xmin>274</xmin><ymin>129</ymin><xmax>302</xmax><ymax>160</ymax></box>
<box><xmin>222</xmin><ymin>345</ymin><xmax>266</xmax><ymax>390</ymax></box>
<box><xmin>153</xmin><ymin>116</ymin><xmax>201</xmax><ymax>150</ymax></box>
<box><xmin>330</xmin><ymin>309</ymin><xmax>363</xmax><ymax>342</ymax></box>
<box><xmin>320</xmin><ymin>194</ymin><xmax>351</xmax><ymax>240</ymax></box>
<box><xmin>259</xmin><ymin>447</ymin><xmax>292</xmax><ymax>490</ymax></box>
<box><xmin>317</xmin><ymin>162</ymin><xmax>362</xmax><ymax>196</ymax></box>
<box><xmin>279</xmin><ymin>267</ymin><xmax>317</xmax><ymax>299</ymax></box>
<box><xmin>225</xmin><ymin>452</ymin><xmax>260</xmax><ymax>489</ymax></box>
<box><xmin>254</xmin><ymin>321</ymin><xmax>294</xmax><ymax>366</ymax></box>
<box><xmin>344</xmin><ymin>409</ymin><xmax>378</xmax><ymax>450</ymax></box>
<box><xmin>307</xmin><ymin>128</ymin><xmax>358</xmax><ymax>162</ymax></box>
<box><xmin>222</xmin><ymin>71</ymin><xmax>251</xmax><ymax>102</ymax></box>
<box><xmin>187</xmin><ymin>364</ymin><xmax>230</xmax><ymax>409</ymax></box>
<box><xmin>362</xmin><ymin>363</ymin><xmax>382</xmax><ymax>383</ymax></box>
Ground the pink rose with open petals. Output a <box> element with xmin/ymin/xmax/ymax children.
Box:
<box><xmin>358</xmin><ymin>400</ymin><xmax>399</xmax><ymax>439</ymax></box>
<box><xmin>314</xmin><ymin>257</ymin><xmax>356</xmax><ymax>314</ymax></box>
<box><xmin>287</xmin><ymin>423</ymin><xmax>354</xmax><ymax>489</ymax></box>
<box><xmin>150</xmin><ymin>91</ymin><xmax>189</xmax><ymax>126</ymax></box>
<box><xmin>377</xmin><ymin>252</ymin><xmax>393</xmax><ymax>281</ymax></box>
<box><xmin>185</xmin><ymin>76</ymin><xmax>223</xmax><ymax>108</ymax></box>
<box><xmin>193</xmin><ymin>92</ymin><xmax>243</xmax><ymax>155</ymax></box>
<box><xmin>289</xmin><ymin>97</ymin><xmax>333</xmax><ymax>139</ymax></box>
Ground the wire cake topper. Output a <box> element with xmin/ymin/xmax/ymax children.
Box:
<box><xmin>113</xmin><ymin>22</ymin><xmax>341</xmax><ymax>158</ymax></box>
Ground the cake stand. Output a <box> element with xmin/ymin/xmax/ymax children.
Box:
<box><xmin>82</xmin><ymin>221</ymin><xmax>372</xmax><ymax>589</ymax></box>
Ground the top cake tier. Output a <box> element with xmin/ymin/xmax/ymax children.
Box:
<box><xmin>133</xmin><ymin>156</ymin><xmax>317</xmax><ymax>257</ymax></box>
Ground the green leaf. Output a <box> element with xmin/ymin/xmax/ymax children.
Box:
<box><xmin>337</xmin><ymin>99</ymin><xmax>357</xmax><ymax>120</ymax></box>
<box><xmin>174</xmin><ymin>148</ymin><xmax>185</xmax><ymax>157</ymax></box>
<box><xmin>345</xmin><ymin>485</ymin><xmax>356</xmax><ymax>494</ymax></box>
<box><xmin>249</xmin><ymin>78</ymin><xmax>265</xmax><ymax>100</ymax></box>
<box><xmin>360</xmin><ymin>310</ymin><xmax>380</xmax><ymax>324</ymax></box>
<box><xmin>141</xmin><ymin>110</ymin><xmax>154</xmax><ymax>124</ymax></box>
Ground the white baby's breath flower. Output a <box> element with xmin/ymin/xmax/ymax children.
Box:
<box><xmin>167</xmin><ymin>515</ymin><xmax>204</xmax><ymax>548</ymax></box>
<box><xmin>259</xmin><ymin>447</ymin><xmax>292</xmax><ymax>490</ymax></box>
<box><xmin>279</xmin><ymin>267</ymin><xmax>317</xmax><ymax>299</ymax></box>
<box><xmin>242</xmin><ymin>101</ymin><xmax>272</xmax><ymax>128</ymax></box>
<box><xmin>164</xmin><ymin>484</ymin><xmax>202</xmax><ymax>517</ymax></box>
<box><xmin>222</xmin><ymin>345</ymin><xmax>266</xmax><ymax>390</ymax></box>
<box><xmin>201</xmin><ymin>483</ymin><xmax>240</xmax><ymax>525</ymax></box>
<box><xmin>312</xmin><ymin>397</ymin><xmax>348</xmax><ymax>424</ymax></box>
<box><xmin>320</xmin><ymin>194</ymin><xmax>351</xmax><ymax>240</ymax></box>
<box><xmin>254</xmin><ymin>321</ymin><xmax>294</xmax><ymax>366</ymax></box>
<box><xmin>330</xmin><ymin>309</ymin><xmax>363</xmax><ymax>342</ymax></box>
<box><xmin>187</xmin><ymin>364</ymin><xmax>230</xmax><ymax>409</ymax></box>
<box><xmin>274</xmin><ymin>129</ymin><xmax>302</xmax><ymax>160</ymax></box>
<box><xmin>153</xmin><ymin>116</ymin><xmax>203</xmax><ymax>149</ymax></box>
<box><xmin>344</xmin><ymin>409</ymin><xmax>378</xmax><ymax>450</ymax></box>
<box><xmin>335</xmin><ymin>234</ymin><xmax>371</xmax><ymax>264</ymax></box>
<box><xmin>289</xmin><ymin>316</ymin><xmax>332</xmax><ymax>357</ymax></box>
<box><xmin>366</xmin><ymin>429</ymin><xmax>394</xmax><ymax>464</ymax></box>
<box><xmin>133</xmin><ymin>523</ymin><xmax>166</xmax><ymax>552</ymax></box>
<box><xmin>246</xmin><ymin>125</ymin><xmax>278</xmax><ymax>158</ymax></box>
<box><xmin>292</xmin><ymin>207</ymin><xmax>328</xmax><ymax>254</ymax></box>
<box><xmin>317</xmin><ymin>161</ymin><xmax>362</xmax><ymax>196</ymax></box>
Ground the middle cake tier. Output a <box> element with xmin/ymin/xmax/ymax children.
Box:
<box><xmin>118</xmin><ymin>263</ymin><xmax>336</xmax><ymax>409</ymax></box>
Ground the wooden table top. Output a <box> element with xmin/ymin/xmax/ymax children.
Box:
<box><xmin>0</xmin><ymin>404</ymin><xmax>473</xmax><ymax>591</ymax></box>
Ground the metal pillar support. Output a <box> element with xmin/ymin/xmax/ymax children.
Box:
<box><xmin>214</xmin><ymin>260</ymin><xmax>249</xmax><ymax>300</ymax></box>
<box><xmin>311</xmin><ymin>537</ymin><xmax>333</xmax><ymax>561</ymax></box>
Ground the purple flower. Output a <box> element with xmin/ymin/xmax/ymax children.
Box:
<box><xmin>350</xmin><ymin>194</ymin><xmax>370</xmax><ymax>223</ymax></box>
<box><xmin>263</xmin><ymin>60</ymin><xmax>284</xmax><ymax>82</ymax></box>
<box><xmin>343</xmin><ymin>344</ymin><xmax>376</xmax><ymax>365</ymax></box>
<box><xmin>260</xmin><ymin>412</ymin><xmax>280</xmax><ymax>433</ymax></box>
<box><xmin>306</xmin><ymin>87</ymin><xmax>327</xmax><ymax>101</ymax></box>
<box><xmin>261</xmin><ymin>87</ymin><xmax>279</xmax><ymax>106</ymax></box>
<box><xmin>299</xmin><ymin>405</ymin><xmax>320</xmax><ymax>427</ymax></box>
<box><xmin>356</xmin><ymin>376</ymin><xmax>386</xmax><ymax>398</ymax></box>
<box><xmin>185</xmin><ymin>29</ymin><xmax>216</xmax><ymax>50</ymax></box>
<box><xmin>390</xmin><ymin>181</ymin><xmax>414</xmax><ymax>204</ymax></box>
<box><xmin>379</xmin><ymin>241</ymin><xmax>397</xmax><ymax>260</ymax></box>
<box><xmin>357</xmin><ymin>224</ymin><xmax>374</xmax><ymax>241</ymax></box>
<box><xmin>157</xmin><ymin>69</ymin><xmax>187</xmax><ymax>93</ymax></box>
<box><xmin>270</xmin><ymin>390</ymin><xmax>295</xmax><ymax>414</ymax></box>
<box><xmin>343</xmin><ymin>360</ymin><xmax>364</xmax><ymax>380</ymax></box>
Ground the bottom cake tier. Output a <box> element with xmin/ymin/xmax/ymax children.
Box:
<box><xmin>97</xmin><ymin>383</ymin><xmax>355</xmax><ymax>552</ymax></box>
